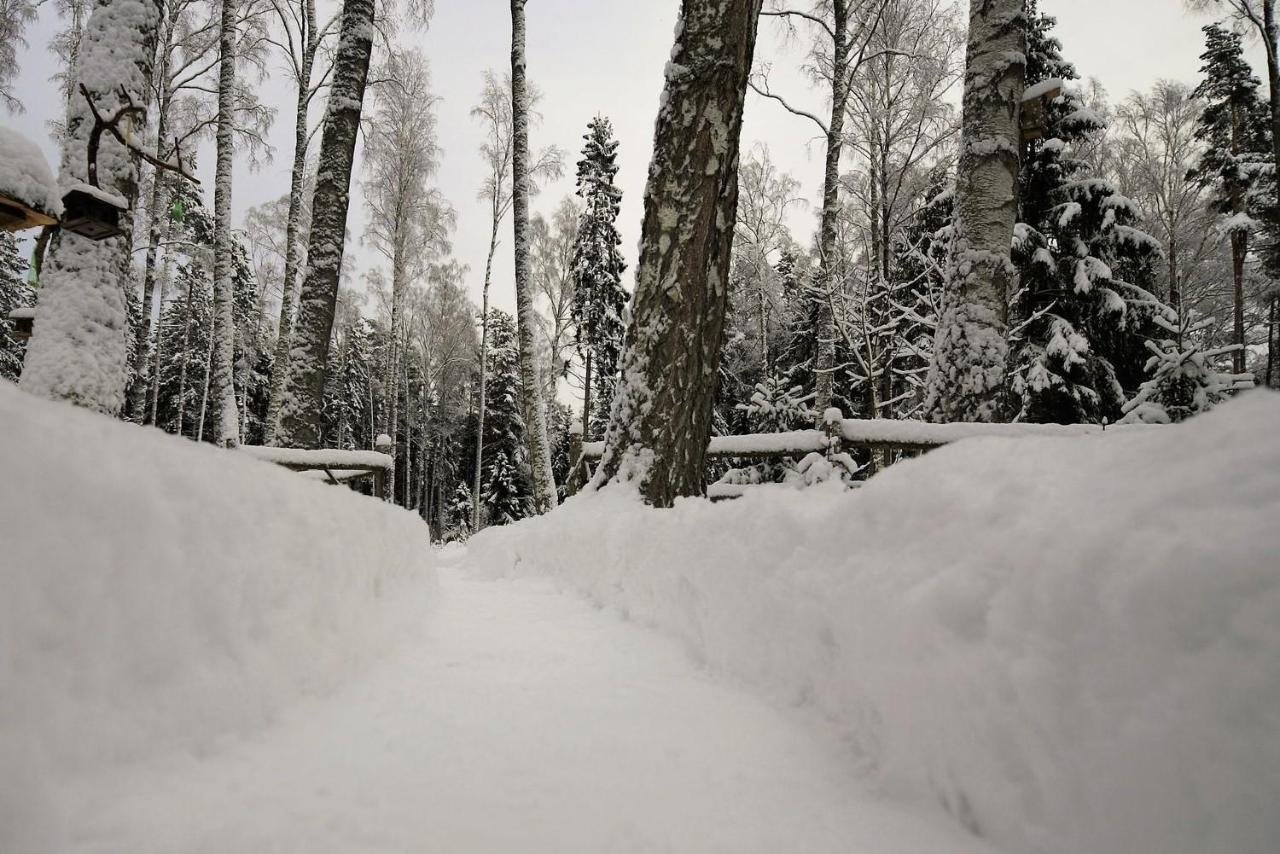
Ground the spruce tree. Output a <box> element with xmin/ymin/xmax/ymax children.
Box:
<box><xmin>1189</xmin><ymin>23</ymin><xmax>1274</xmax><ymax>376</ymax></box>
<box><xmin>0</xmin><ymin>233</ymin><xmax>33</xmax><ymax>383</ymax></box>
<box><xmin>479</xmin><ymin>310</ymin><xmax>533</xmax><ymax>525</ymax></box>
<box><xmin>1008</xmin><ymin>1</ymin><xmax>1164</xmax><ymax>424</ymax></box>
<box><xmin>570</xmin><ymin>115</ymin><xmax>628</xmax><ymax>440</ymax></box>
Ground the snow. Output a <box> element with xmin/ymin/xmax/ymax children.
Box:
<box><xmin>0</xmin><ymin>380</ymin><xmax>435</xmax><ymax>850</ymax></box>
<box><xmin>240</xmin><ymin>443</ymin><xmax>393</xmax><ymax>470</ymax></box>
<box><xmin>0</xmin><ymin>125</ymin><xmax>61</xmax><ymax>217</ymax></box>
<box><xmin>64</xmin><ymin>181</ymin><xmax>127</xmax><ymax>210</ymax></box>
<box><xmin>8</xmin><ymin>305</ymin><xmax>35</xmax><ymax>320</ymax></box>
<box><xmin>468</xmin><ymin>392</ymin><xmax>1280</xmax><ymax>854</ymax></box>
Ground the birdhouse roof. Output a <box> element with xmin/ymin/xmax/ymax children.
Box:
<box><xmin>0</xmin><ymin>125</ymin><xmax>62</xmax><ymax>218</ymax></box>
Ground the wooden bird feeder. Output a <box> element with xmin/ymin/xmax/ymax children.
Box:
<box><xmin>61</xmin><ymin>183</ymin><xmax>126</xmax><ymax>241</ymax></box>
<box><xmin>0</xmin><ymin>195</ymin><xmax>57</xmax><ymax>233</ymax></box>
<box><xmin>1020</xmin><ymin>78</ymin><xmax>1064</xmax><ymax>142</ymax></box>
<box><xmin>8</xmin><ymin>306</ymin><xmax>35</xmax><ymax>341</ymax></box>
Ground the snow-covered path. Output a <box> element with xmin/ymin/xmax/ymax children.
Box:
<box><xmin>58</xmin><ymin>563</ymin><xmax>992</xmax><ymax>854</ymax></box>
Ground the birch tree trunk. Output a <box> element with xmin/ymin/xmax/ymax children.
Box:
<box><xmin>263</xmin><ymin>0</ymin><xmax>318</xmax><ymax>446</ymax></box>
<box><xmin>211</xmin><ymin>0</ymin><xmax>241</xmax><ymax>447</ymax></box>
<box><xmin>923</xmin><ymin>0</ymin><xmax>1024</xmax><ymax>423</ymax></box>
<box><xmin>510</xmin><ymin>0</ymin><xmax>558</xmax><ymax>513</ymax></box>
<box><xmin>813</xmin><ymin>0</ymin><xmax>852</xmax><ymax>417</ymax></box>
<box><xmin>21</xmin><ymin>0</ymin><xmax>162</xmax><ymax>415</ymax></box>
<box><xmin>594</xmin><ymin>0</ymin><xmax>764</xmax><ymax>507</ymax></box>
<box><xmin>280</xmin><ymin>0</ymin><xmax>375</xmax><ymax>448</ymax></box>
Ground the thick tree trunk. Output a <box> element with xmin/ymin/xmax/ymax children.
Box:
<box><xmin>264</xmin><ymin>0</ymin><xmax>318</xmax><ymax>446</ymax></box>
<box><xmin>594</xmin><ymin>0</ymin><xmax>764</xmax><ymax>507</ymax></box>
<box><xmin>923</xmin><ymin>0</ymin><xmax>1024</xmax><ymax>423</ymax></box>
<box><xmin>813</xmin><ymin>0</ymin><xmax>851</xmax><ymax>417</ymax></box>
<box><xmin>510</xmin><ymin>0</ymin><xmax>558</xmax><ymax>513</ymax></box>
<box><xmin>1262</xmin><ymin>1</ymin><xmax>1280</xmax><ymax>204</ymax></box>
<box><xmin>21</xmin><ymin>0</ymin><xmax>163</xmax><ymax>414</ymax></box>
<box><xmin>280</xmin><ymin>0</ymin><xmax>375</xmax><ymax>448</ymax></box>
<box><xmin>211</xmin><ymin>0</ymin><xmax>241</xmax><ymax>447</ymax></box>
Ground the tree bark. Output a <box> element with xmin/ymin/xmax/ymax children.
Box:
<box><xmin>923</xmin><ymin>0</ymin><xmax>1024</xmax><ymax>423</ymax></box>
<box><xmin>21</xmin><ymin>0</ymin><xmax>163</xmax><ymax>415</ymax></box>
<box><xmin>594</xmin><ymin>0</ymin><xmax>764</xmax><ymax>506</ymax></box>
<box><xmin>510</xmin><ymin>0</ymin><xmax>558</xmax><ymax>513</ymax></box>
<box><xmin>264</xmin><ymin>0</ymin><xmax>318</xmax><ymax>446</ymax></box>
<box><xmin>280</xmin><ymin>0</ymin><xmax>375</xmax><ymax>448</ymax></box>
<box><xmin>211</xmin><ymin>0</ymin><xmax>241</xmax><ymax>447</ymax></box>
<box><xmin>813</xmin><ymin>0</ymin><xmax>852</xmax><ymax>417</ymax></box>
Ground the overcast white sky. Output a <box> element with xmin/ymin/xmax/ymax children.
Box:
<box><xmin>3</xmin><ymin>0</ymin><xmax>1253</xmax><ymax>318</ymax></box>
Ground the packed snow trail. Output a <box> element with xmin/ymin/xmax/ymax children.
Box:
<box><xmin>56</xmin><ymin>564</ymin><xmax>994</xmax><ymax>854</ymax></box>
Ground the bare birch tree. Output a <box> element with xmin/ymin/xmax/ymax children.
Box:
<box><xmin>509</xmin><ymin>0</ymin><xmax>558</xmax><ymax>513</ymax></box>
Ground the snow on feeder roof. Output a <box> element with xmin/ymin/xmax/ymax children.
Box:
<box><xmin>61</xmin><ymin>182</ymin><xmax>128</xmax><ymax>241</ymax></box>
<box><xmin>0</xmin><ymin>125</ymin><xmax>61</xmax><ymax>232</ymax></box>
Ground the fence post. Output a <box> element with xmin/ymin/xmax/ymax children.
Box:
<box><xmin>374</xmin><ymin>433</ymin><xmax>393</xmax><ymax>502</ymax></box>
<box><xmin>821</xmin><ymin>407</ymin><xmax>844</xmax><ymax>467</ymax></box>
<box><xmin>566</xmin><ymin>424</ymin><xmax>585</xmax><ymax>497</ymax></box>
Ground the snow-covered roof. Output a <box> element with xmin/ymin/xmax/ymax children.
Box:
<box><xmin>8</xmin><ymin>306</ymin><xmax>36</xmax><ymax>320</ymax></box>
<box><xmin>65</xmin><ymin>181</ymin><xmax>128</xmax><ymax>210</ymax></box>
<box><xmin>0</xmin><ymin>125</ymin><xmax>62</xmax><ymax>217</ymax></box>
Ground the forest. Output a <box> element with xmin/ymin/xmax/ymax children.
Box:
<box><xmin>1</xmin><ymin>0</ymin><xmax>1277</xmax><ymax>537</ymax></box>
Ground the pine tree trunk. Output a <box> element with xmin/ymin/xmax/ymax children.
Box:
<box><xmin>197</xmin><ymin>316</ymin><xmax>215</xmax><ymax>442</ymax></box>
<box><xmin>813</xmin><ymin>0</ymin><xmax>851</xmax><ymax>418</ymax></box>
<box><xmin>595</xmin><ymin>0</ymin><xmax>764</xmax><ymax>507</ymax></box>
<box><xmin>510</xmin><ymin>0</ymin><xmax>558</xmax><ymax>513</ymax></box>
<box><xmin>1233</xmin><ymin>233</ymin><xmax>1248</xmax><ymax>375</ymax></box>
<box><xmin>21</xmin><ymin>0</ymin><xmax>163</xmax><ymax>415</ymax></box>
<box><xmin>211</xmin><ymin>0</ymin><xmax>241</xmax><ymax>447</ymax></box>
<box><xmin>148</xmin><ymin>223</ymin><xmax>176</xmax><ymax>425</ymax></box>
<box><xmin>471</xmin><ymin>226</ymin><xmax>497</xmax><ymax>530</ymax></box>
<box><xmin>264</xmin><ymin>0</ymin><xmax>318</xmax><ymax>446</ymax></box>
<box><xmin>1267</xmin><ymin>295</ymin><xmax>1278</xmax><ymax>387</ymax></box>
<box><xmin>923</xmin><ymin>0</ymin><xmax>1024</xmax><ymax>423</ymax></box>
<box><xmin>280</xmin><ymin>0</ymin><xmax>375</xmax><ymax>448</ymax></box>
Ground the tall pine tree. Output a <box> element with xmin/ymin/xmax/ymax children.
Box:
<box><xmin>570</xmin><ymin>115</ymin><xmax>628</xmax><ymax>439</ymax></box>
<box><xmin>1008</xmin><ymin>1</ymin><xmax>1164</xmax><ymax>424</ymax></box>
<box><xmin>1189</xmin><ymin>22</ymin><xmax>1274</xmax><ymax>376</ymax></box>
<box><xmin>0</xmin><ymin>233</ymin><xmax>33</xmax><ymax>383</ymax></box>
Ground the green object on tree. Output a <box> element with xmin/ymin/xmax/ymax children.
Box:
<box><xmin>27</xmin><ymin>249</ymin><xmax>38</xmax><ymax>285</ymax></box>
<box><xmin>169</xmin><ymin>197</ymin><xmax>185</xmax><ymax>223</ymax></box>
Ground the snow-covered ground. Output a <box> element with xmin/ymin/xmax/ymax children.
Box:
<box><xmin>471</xmin><ymin>391</ymin><xmax>1280</xmax><ymax>854</ymax></box>
<box><xmin>3</xmin><ymin>379</ymin><xmax>1277</xmax><ymax>853</ymax></box>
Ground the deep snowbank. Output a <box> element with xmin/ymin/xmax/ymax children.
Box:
<box><xmin>467</xmin><ymin>392</ymin><xmax>1280</xmax><ymax>854</ymax></box>
<box><xmin>0</xmin><ymin>382</ymin><xmax>435</xmax><ymax>847</ymax></box>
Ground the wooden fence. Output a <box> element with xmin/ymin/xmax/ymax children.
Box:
<box><xmin>567</xmin><ymin>408</ymin><xmax>1149</xmax><ymax>498</ymax></box>
<box><xmin>240</xmin><ymin>444</ymin><xmax>395</xmax><ymax>501</ymax></box>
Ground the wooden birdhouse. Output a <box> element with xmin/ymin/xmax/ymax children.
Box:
<box><xmin>1020</xmin><ymin>78</ymin><xmax>1064</xmax><ymax>142</ymax></box>
<box><xmin>0</xmin><ymin>125</ymin><xmax>62</xmax><ymax>232</ymax></box>
<box><xmin>7</xmin><ymin>306</ymin><xmax>35</xmax><ymax>341</ymax></box>
<box><xmin>60</xmin><ymin>183</ymin><xmax>127</xmax><ymax>241</ymax></box>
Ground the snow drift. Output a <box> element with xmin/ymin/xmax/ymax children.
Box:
<box><xmin>0</xmin><ymin>381</ymin><xmax>436</xmax><ymax>848</ymax></box>
<box><xmin>467</xmin><ymin>392</ymin><xmax>1280</xmax><ymax>854</ymax></box>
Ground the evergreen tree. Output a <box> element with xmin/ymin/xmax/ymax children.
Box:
<box><xmin>1008</xmin><ymin>2</ymin><xmax>1164</xmax><ymax>424</ymax></box>
<box><xmin>445</xmin><ymin>481</ymin><xmax>473</xmax><ymax>540</ymax></box>
<box><xmin>0</xmin><ymin>233</ymin><xmax>33</xmax><ymax>383</ymax></box>
<box><xmin>570</xmin><ymin>115</ymin><xmax>628</xmax><ymax>439</ymax></box>
<box><xmin>1189</xmin><ymin>22</ymin><xmax>1274</xmax><ymax>376</ymax></box>
<box><xmin>479</xmin><ymin>310</ymin><xmax>532</xmax><ymax>525</ymax></box>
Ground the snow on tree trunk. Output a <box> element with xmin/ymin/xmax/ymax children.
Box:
<box><xmin>279</xmin><ymin>0</ymin><xmax>374</xmax><ymax>448</ymax></box>
<box><xmin>509</xmin><ymin>0</ymin><xmax>557</xmax><ymax>513</ymax></box>
<box><xmin>1262</xmin><ymin>1</ymin><xmax>1280</xmax><ymax>214</ymax></box>
<box><xmin>211</xmin><ymin>0</ymin><xmax>241</xmax><ymax>447</ymax></box>
<box><xmin>263</xmin><ymin>0</ymin><xmax>317</xmax><ymax>447</ymax></box>
<box><xmin>593</xmin><ymin>0</ymin><xmax>764</xmax><ymax>507</ymax></box>
<box><xmin>20</xmin><ymin>0</ymin><xmax>161</xmax><ymax>415</ymax></box>
<box><xmin>813</xmin><ymin>0</ymin><xmax>852</xmax><ymax>419</ymax></box>
<box><xmin>923</xmin><ymin>0</ymin><xmax>1024</xmax><ymax>423</ymax></box>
